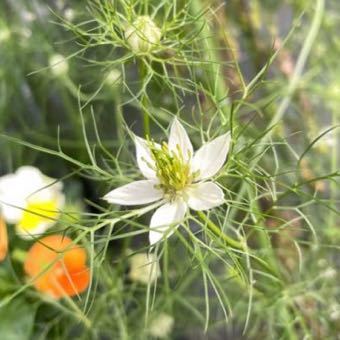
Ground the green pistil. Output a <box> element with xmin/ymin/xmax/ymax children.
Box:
<box><xmin>146</xmin><ymin>138</ymin><xmax>195</xmax><ymax>198</ymax></box>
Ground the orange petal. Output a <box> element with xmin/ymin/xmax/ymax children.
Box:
<box><xmin>24</xmin><ymin>234</ymin><xmax>90</xmax><ymax>299</ymax></box>
<box><xmin>63</xmin><ymin>245</ymin><xmax>87</xmax><ymax>272</ymax></box>
<box><xmin>50</xmin><ymin>266</ymin><xmax>90</xmax><ymax>299</ymax></box>
<box><xmin>0</xmin><ymin>216</ymin><xmax>8</xmax><ymax>262</ymax></box>
<box><xmin>24</xmin><ymin>235</ymin><xmax>72</xmax><ymax>277</ymax></box>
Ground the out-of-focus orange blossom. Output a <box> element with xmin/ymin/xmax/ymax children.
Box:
<box><xmin>0</xmin><ymin>215</ymin><xmax>8</xmax><ymax>262</ymax></box>
<box><xmin>24</xmin><ymin>234</ymin><xmax>90</xmax><ymax>299</ymax></box>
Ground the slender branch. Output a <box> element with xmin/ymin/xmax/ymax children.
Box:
<box><xmin>229</xmin><ymin>0</ymin><xmax>325</xmax><ymax>222</ymax></box>
<box><xmin>197</xmin><ymin>211</ymin><xmax>282</xmax><ymax>281</ymax></box>
<box><xmin>138</xmin><ymin>60</ymin><xmax>150</xmax><ymax>136</ymax></box>
<box><xmin>197</xmin><ymin>211</ymin><xmax>243</xmax><ymax>250</ymax></box>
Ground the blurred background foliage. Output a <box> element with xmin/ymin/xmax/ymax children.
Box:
<box><xmin>0</xmin><ymin>0</ymin><xmax>339</xmax><ymax>339</ymax></box>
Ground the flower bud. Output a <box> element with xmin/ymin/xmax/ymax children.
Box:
<box><xmin>128</xmin><ymin>252</ymin><xmax>160</xmax><ymax>284</ymax></box>
<box><xmin>49</xmin><ymin>54</ymin><xmax>69</xmax><ymax>77</ymax></box>
<box><xmin>64</xmin><ymin>8</ymin><xmax>75</xmax><ymax>22</ymax></box>
<box><xmin>125</xmin><ymin>16</ymin><xmax>161</xmax><ymax>54</ymax></box>
<box><xmin>149</xmin><ymin>313</ymin><xmax>174</xmax><ymax>338</ymax></box>
<box><xmin>330</xmin><ymin>304</ymin><xmax>340</xmax><ymax>321</ymax></box>
<box><xmin>105</xmin><ymin>69</ymin><xmax>122</xmax><ymax>87</ymax></box>
<box><xmin>0</xmin><ymin>27</ymin><xmax>10</xmax><ymax>43</ymax></box>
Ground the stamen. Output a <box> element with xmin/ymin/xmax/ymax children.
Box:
<box><xmin>146</xmin><ymin>139</ymin><xmax>197</xmax><ymax>199</ymax></box>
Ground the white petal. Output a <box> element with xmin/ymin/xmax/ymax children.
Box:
<box><xmin>104</xmin><ymin>180</ymin><xmax>163</xmax><ymax>205</ymax></box>
<box><xmin>192</xmin><ymin>132</ymin><xmax>231</xmax><ymax>181</ymax></box>
<box><xmin>0</xmin><ymin>166</ymin><xmax>63</xmax><ymax>224</ymax></box>
<box><xmin>135</xmin><ymin>136</ymin><xmax>159</xmax><ymax>179</ymax></box>
<box><xmin>187</xmin><ymin>182</ymin><xmax>224</xmax><ymax>211</ymax></box>
<box><xmin>168</xmin><ymin>118</ymin><xmax>193</xmax><ymax>161</ymax></box>
<box><xmin>149</xmin><ymin>200</ymin><xmax>187</xmax><ymax>245</ymax></box>
<box><xmin>0</xmin><ymin>200</ymin><xmax>25</xmax><ymax>224</ymax></box>
<box><xmin>0</xmin><ymin>174</ymin><xmax>22</xmax><ymax>223</ymax></box>
<box><xmin>16</xmin><ymin>221</ymin><xmax>53</xmax><ymax>239</ymax></box>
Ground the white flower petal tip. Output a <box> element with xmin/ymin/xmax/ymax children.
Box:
<box><xmin>149</xmin><ymin>200</ymin><xmax>187</xmax><ymax>245</ymax></box>
<box><xmin>103</xmin><ymin>180</ymin><xmax>162</xmax><ymax>205</ymax></box>
<box><xmin>134</xmin><ymin>135</ymin><xmax>159</xmax><ymax>180</ymax></box>
<box><xmin>187</xmin><ymin>182</ymin><xmax>224</xmax><ymax>211</ymax></box>
<box><xmin>192</xmin><ymin>132</ymin><xmax>231</xmax><ymax>181</ymax></box>
<box><xmin>168</xmin><ymin>117</ymin><xmax>193</xmax><ymax>161</ymax></box>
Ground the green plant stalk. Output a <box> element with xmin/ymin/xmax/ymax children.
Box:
<box><xmin>143</xmin><ymin>99</ymin><xmax>150</xmax><ymax>136</ymax></box>
<box><xmin>113</xmin><ymin>87</ymin><xmax>124</xmax><ymax>145</ymax></box>
<box><xmin>229</xmin><ymin>0</ymin><xmax>325</xmax><ymax>222</ymax></box>
<box><xmin>197</xmin><ymin>211</ymin><xmax>243</xmax><ymax>250</ymax></box>
<box><xmin>138</xmin><ymin>60</ymin><xmax>150</xmax><ymax>136</ymax></box>
<box><xmin>280</xmin><ymin>305</ymin><xmax>299</xmax><ymax>340</ymax></box>
<box><xmin>247</xmin><ymin>186</ymin><xmax>282</xmax><ymax>276</ymax></box>
<box><xmin>60</xmin><ymin>83</ymin><xmax>83</xmax><ymax>141</ymax></box>
<box><xmin>60</xmin><ymin>293</ymin><xmax>92</xmax><ymax>329</ymax></box>
<box><xmin>197</xmin><ymin>211</ymin><xmax>281</xmax><ymax>281</ymax></box>
<box><xmin>328</xmin><ymin>109</ymin><xmax>339</xmax><ymax>231</ymax></box>
<box><xmin>190</xmin><ymin>0</ymin><xmax>230</xmax><ymax>125</ymax></box>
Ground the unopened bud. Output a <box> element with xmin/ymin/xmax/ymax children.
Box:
<box><xmin>149</xmin><ymin>313</ymin><xmax>174</xmax><ymax>338</ymax></box>
<box><xmin>49</xmin><ymin>54</ymin><xmax>69</xmax><ymax>77</ymax></box>
<box><xmin>128</xmin><ymin>252</ymin><xmax>161</xmax><ymax>284</ymax></box>
<box><xmin>105</xmin><ymin>69</ymin><xmax>122</xmax><ymax>86</ymax></box>
<box><xmin>125</xmin><ymin>16</ymin><xmax>161</xmax><ymax>54</ymax></box>
<box><xmin>0</xmin><ymin>27</ymin><xmax>11</xmax><ymax>43</ymax></box>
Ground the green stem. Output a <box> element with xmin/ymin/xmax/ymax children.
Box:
<box><xmin>229</xmin><ymin>0</ymin><xmax>325</xmax><ymax>222</ymax></box>
<box><xmin>113</xmin><ymin>88</ymin><xmax>124</xmax><ymax>145</ymax></box>
<box><xmin>197</xmin><ymin>211</ymin><xmax>281</xmax><ymax>281</ymax></box>
<box><xmin>60</xmin><ymin>294</ymin><xmax>92</xmax><ymax>329</ymax></box>
<box><xmin>143</xmin><ymin>101</ymin><xmax>150</xmax><ymax>136</ymax></box>
<box><xmin>197</xmin><ymin>211</ymin><xmax>243</xmax><ymax>250</ymax></box>
<box><xmin>328</xmin><ymin>107</ymin><xmax>339</xmax><ymax>231</ymax></box>
<box><xmin>190</xmin><ymin>0</ymin><xmax>230</xmax><ymax>125</ymax></box>
<box><xmin>138</xmin><ymin>60</ymin><xmax>150</xmax><ymax>136</ymax></box>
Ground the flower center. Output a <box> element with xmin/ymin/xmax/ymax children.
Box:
<box><xmin>17</xmin><ymin>199</ymin><xmax>59</xmax><ymax>232</ymax></box>
<box><xmin>148</xmin><ymin>140</ymin><xmax>196</xmax><ymax>199</ymax></box>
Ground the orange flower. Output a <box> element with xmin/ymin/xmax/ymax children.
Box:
<box><xmin>24</xmin><ymin>235</ymin><xmax>90</xmax><ymax>299</ymax></box>
<box><xmin>0</xmin><ymin>215</ymin><xmax>8</xmax><ymax>262</ymax></box>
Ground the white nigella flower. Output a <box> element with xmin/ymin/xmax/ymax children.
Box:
<box><xmin>104</xmin><ymin>118</ymin><xmax>231</xmax><ymax>245</ymax></box>
<box><xmin>124</xmin><ymin>15</ymin><xmax>161</xmax><ymax>54</ymax></box>
<box><xmin>0</xmin><ymin>166</ymin><xmax>65</xmax><ymax>238</ymax></box>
